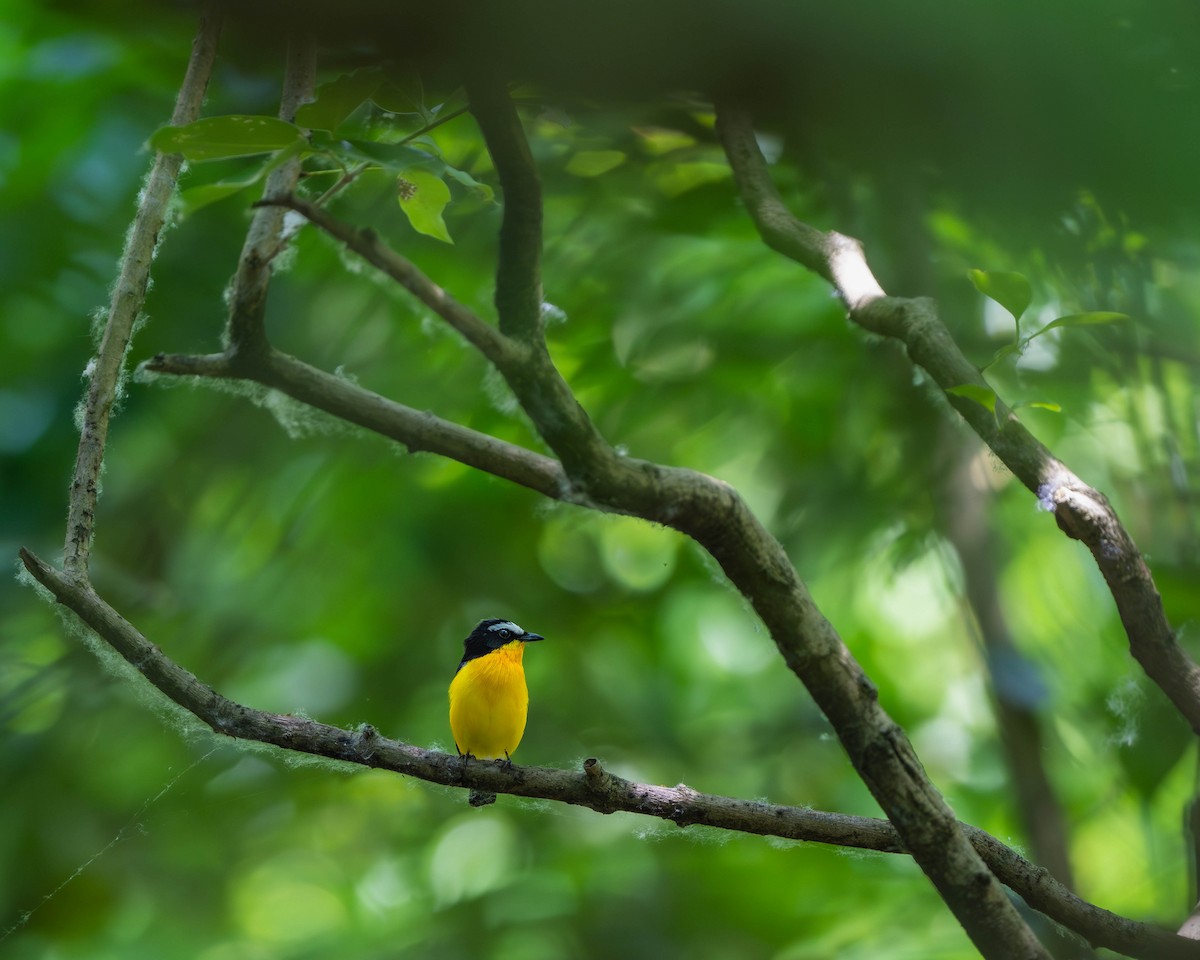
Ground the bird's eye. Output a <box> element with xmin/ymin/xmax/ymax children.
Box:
<box><xmin>498</xmin><ymin>629</ymin><xmax>512</xmax><ymax>640</ymax></box>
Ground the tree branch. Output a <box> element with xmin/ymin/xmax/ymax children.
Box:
<box><xmin>224</xmin><ymin>33</ymin><xmax>316</xmax><ymax>358</ymax></box>
<box><xmin>63</xmin><ymin>3</ymin><xmax>222</xmax><ymax>576</ymax></box>
<box><xmin>140</xmin><ymin>347</ymin><xmax>566</xmax><ymax>500</ymax></box>
<box><xmin>714</xmin><ymin>99</ymin><xmax>1200</xmax><ymax>737</ymax></box>
<box><xmin>457</xmin><ymin>84</ymin><xmax>624</xmax><ymax>485</ymax></box>
<box><xmin>17</xmin><ymin>545</ymin><xmax>1197</xmax><ymax>960</ymax></box>
<box><xmin>148</xmin><ymin>239</ymin><xmax>1046</xmax><ymax>954</ymax></box>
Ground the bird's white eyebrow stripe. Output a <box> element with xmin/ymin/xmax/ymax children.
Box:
<box><xmin>488</xmin><ymin>620</ymin><xmax>523</xmax><ymax>634</ymax></box>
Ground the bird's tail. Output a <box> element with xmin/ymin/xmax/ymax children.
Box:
<box><xmin>468</xmin><ymin>789</ymin><xmax>497</xmax><ymax>807</ymax></box>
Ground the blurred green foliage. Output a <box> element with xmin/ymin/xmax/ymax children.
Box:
<box><xmin>4</xmin><ymin>2</ymin><xmax>1200</xmax><ymax>958</ymax></box>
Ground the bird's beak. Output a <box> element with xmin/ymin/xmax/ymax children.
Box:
<box><xmin>522</xmin><ymin>633</ymin><xmax>545</xmax><ymax>642</ymax></box>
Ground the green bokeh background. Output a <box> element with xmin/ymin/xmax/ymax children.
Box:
<box><xmin>4</xmin><ymin>3</ymin><xmax>1200</xmax><ymax>957</ymax></box>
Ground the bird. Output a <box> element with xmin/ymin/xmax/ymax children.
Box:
<box><xmin>448</xmin><ymin>618</ymin><xmax>544</xmax><ymax>806</ymax></box>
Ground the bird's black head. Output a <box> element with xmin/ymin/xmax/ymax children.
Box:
<box><xmin>457</xmin><ymin>618</ymin><xmax>544</xmax><ymax>670</ymax></box>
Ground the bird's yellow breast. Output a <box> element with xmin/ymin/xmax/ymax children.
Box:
<box><xmin>448</xmin><ymin>641</ymin><xmax>529</xmax><ymax>760</ymax></box>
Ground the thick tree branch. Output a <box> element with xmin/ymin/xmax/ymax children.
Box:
<box><xmin>63</xmin><ymin>4</ymin><xmax>222</xmax><ymax>576</ymax></box>
<box><xmin>17</xmin><ymin>546</ymin><xmax>1196</xmax><ymax>960</ymax></box>
<box><xmin>224</xmin><ymin>34</ymin><xmax>316</xmax><ymax>357</ymax></box>
<box><xmin>715</xmin><ymin>100</ymin><xmax>1200</xmax><ymax>737</ymax></box>
<box><xmin>140</xmin><ymin>348</ymin><xmax>565</xmax><ymax>499</ymax></box>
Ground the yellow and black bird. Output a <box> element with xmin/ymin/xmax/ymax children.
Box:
<box><xmin>448</xmin><ymin>618</ymin><xmax>544</xmax><ymax>806</ymax></box>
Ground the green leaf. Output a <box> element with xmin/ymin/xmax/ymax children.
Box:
<box><xmin>566</xmin><ymin>150</ymin><xmax>627</xmax><ymax>177</ymax></box>
<box><xmin>981</xmin><ymin>340</ymin><xmax>1022</xmax><ymax>371</ymax></box>
<box><xmin>440</xmin><ymin>164</ymin><xmax>494</xmax><ymax>202</ymax></box>
<box><xmin>1013</xmin><ymin>400</ymin><xmax>1063</xmax><ymax>413</ymax></box>
<box><xmin>968</xmin><ymin>269</ymin><xmax>1032</xmax><ymax>328</ymax></box>
<box><xmin>633</xmin><ymin>126</ymin><xmax>697</xmax><ymax>156</ymax></box>
<box><xmin>177</xmin><ymin>141</ymin><xmax>307</xmax><ymax>216</ymax></box>
<box><xmin>946</xmin><ymin>383</ymin><xmax>998</xmax><ymax>417</ymax></box>
<box><xmin>178</xmin><ymin>178</ymin><xmax>258</xmax><ymax>214</ymax></box>
<box><xmin>294</xmin><ymin>68</ymin><xmax>383</xmax><ymax>132</ymax></box>
<box><xmin>1035</xmin><ymin>311</ymin><xmax>1129</xmax><ymax>336</ymax></box>
<box><xmin>150</xmin><ymin>116</ymin><xmax>304</xmax><ymax>161</ymax></box>
<box><xmin>339</xmin><ymin>139</ymin><xmax>437</xmax><ymax>170</ymax></box>
<box><xmin>398</xmin><ymin>169</ymin><xmax>453</xmax><ymax>243</ymax></box>
<box><xmin>372</xmin><ymin>76</ymin><xmax>433</xmax><ymax>123</ymax></box>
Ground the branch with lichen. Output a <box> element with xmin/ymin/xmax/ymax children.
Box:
<box><xmin>62</xmin><ymin>2</ymin><xmax>221</xmax><ymax>576</ymax></box>
<box><xmin>142</xmin><ymin>345</ymin><xmax>564</xmax><ymax>498</ymax></box>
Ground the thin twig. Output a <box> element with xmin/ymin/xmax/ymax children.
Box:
<box><xmin>312</xmin><ymin>161</ymin><xmax>370</xmax><ymax>206</ymax></box>
<box><xmin>15</xmin><ymin>546</ymin><xmax>1197</xmax><ymax>960</ymax></box>
<box><xmin>308</xmin><ymin>103</ymin><xmax>475</xmax><ymax>208</ymax></box>
<box><xmin>62</xmin><ymin>3</ymin><xmax>222</xmax><ymax>576</ymax></box>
